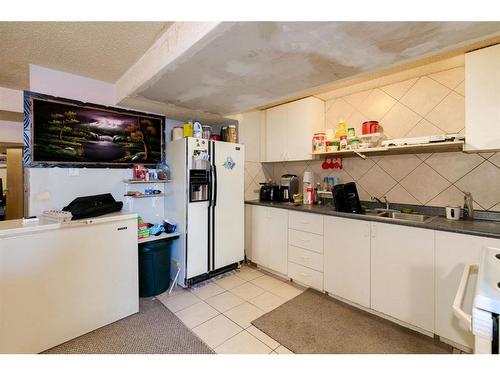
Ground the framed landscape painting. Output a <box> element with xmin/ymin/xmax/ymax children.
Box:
<box><xmin>25</xmin><ymin>92</ymin><xmax>164</xmax><ymax>167</ymax></box>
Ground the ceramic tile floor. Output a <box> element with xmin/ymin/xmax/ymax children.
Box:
<box><xmin>156</xmin><ymin>265</ymin><xmax>302</xmax><ymax>354</ymax></box>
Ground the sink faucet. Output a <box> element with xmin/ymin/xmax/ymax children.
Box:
<box><xmin>372</xmin><ymin>196</ymin><xmax>390</xmax><ymax>210</ymax></box>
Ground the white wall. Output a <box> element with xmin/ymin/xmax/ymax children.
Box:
<box><xmin>0</xmin><ymin>120</ymin><xmax>23</xmax><ymax>143</ymax></box>
<box><xmin>26</xmin><ymin>66</ymin><xmax>166</xmax><ymax>222</ymax></box>
<box><xmin>29</xmin><ymin>65</ymin><xmax>115</xmax><ymax>105</ymax></box>
<box><xmin>0</xmin><ymin>87</ymin><xmax>23</xmax><ymax>112</ymax></box>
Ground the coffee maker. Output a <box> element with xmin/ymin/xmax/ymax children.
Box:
<box><xmin>280</xmin><ymin>174</ymin><xmax>299</xmax><ymax>202</ymax></box>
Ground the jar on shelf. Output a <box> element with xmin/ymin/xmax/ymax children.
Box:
<box><xmin>312</xmin><ymin>132</ymin><xmax>326</xmax><ymax>153</ymax></box>
<box><xmin>339</xmin><ymin>135</ymin><xmax>348</xmax><ymax>150</ymax></box>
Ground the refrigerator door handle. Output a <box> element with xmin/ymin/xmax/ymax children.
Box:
<box><xmin>208</xmin><ymin>165</ymin><xmax>213</xmax><ymax>208</ymax></box>
<box><xmin>213</xmin><ymin>164</ymin><xmax>218</xmax><ymax>207</ymax></box>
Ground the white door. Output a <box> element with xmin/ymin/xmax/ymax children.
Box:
<box><xmin>324</xmin><ymin>216</ymin><xmax>371</xmax><ymax>308</ymax></box>
<box><xmin>434</xmin><ymin>232</ymin><xmax>499</xmax><ymax>349</ymax></box>
<box><xmin>187</xmin><ymin>201</ymin><xmax>209</xmax><ymax>278</ymax></box>
<box><xmin>186</xmin><ymin>137</ymin><xmax>210</xmax><ymax>279</ymax></box>
<box><xmin>265</xmin><ymin>105</ymin><xmax>287</xmax><ymax>162</ymax></box>
<box><xmin>213</xmin><ymin>141</ymin><xmax>245</xmax><ymax>270</ymax></box>
<box><xmin>371</xmin><ymin>222</ymin><xmax>435</xmax><ymax>332</ymax></box>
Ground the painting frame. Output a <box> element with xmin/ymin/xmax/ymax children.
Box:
<box><xmin>23</xmin><ymin>91</ymin><xmax>165</xmax><ymax>168</ymax></box>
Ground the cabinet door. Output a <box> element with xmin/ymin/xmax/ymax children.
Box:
<box><xmin>265</xmin><ymin>105</ymin><xmax>287</xmax><ymax>162</ymax></box>
<box><xmin>465</xmin><ymin>44</ymin><xmax>500</xmax><ymax>151</ymax></box>
<box><xmin>286</xmin><ymin>97</ymin><xmax>325</xmax><ymax>161</ymax></box>
<box><xmin>371</xmin><ymin>222</ymin><xmax>435</xmax><ymax>332</ymax></box>
<box><xmin>324</xmin><ymin>216</ymin><xmax>371</xmax><ymax>308</ymax></box>
<box><xmin>435</xmin><ymin>232</ymin><xmax>500</xmax><ymax>349</ymax></box>
<box><xmin>249</xmin><ymin>205</ymin><xmax>288</xmax><ymax>275</ymax></box>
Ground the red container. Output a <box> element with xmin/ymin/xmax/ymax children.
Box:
<box><xmin>362</xmin><ymin>120</ymin><xmax>379</xmax><ymax>134</ymax></box>
<box><xmin>370</xmin><ymin>122</ymin><xmax>379</xmax><ymax>133</ymax></box>
<box><xmin>362</xmin><ymin>121</ymin><xmax>371</xmax><ymax>135</ymax></box>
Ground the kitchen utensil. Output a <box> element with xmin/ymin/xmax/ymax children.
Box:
<box><xmin>259</xmin><ymin>182</ymin><xmax>272</xmax><ymax>201</ymax></box>
<box><xmin>280</xmin><ymin>174</ymin><xmax>299</xmax><ymax>202</ymax></box>
<box><xmin>332</xmin><ymin>182</ymin><xmax>363</xmax><ymax>214</ymax></box>
<box><xmin>445</xmin><ymin>206</ymin><xmax>461</xmax><ymax>220</ymax></box>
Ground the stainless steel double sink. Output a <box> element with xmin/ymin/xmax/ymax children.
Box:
<box><xmin>363</xmin><ymin>208</ymin><xmax>435</xmax><ymax>223</ymax></box>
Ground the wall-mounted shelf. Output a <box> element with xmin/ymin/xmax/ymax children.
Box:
<box><xmin>124</xmin><ymin>179</ymin><xmax>171</xmax><ymax>184</ymax></box>
<box><xmin>312</xmin><ymin>141</ymin><xmax>464</xmax><ymax>159</ymax></box>
<box><xmin>125</xmin><ymin>194</ymin><xmax>165</xmax><ymax>199</ymax></box>
<box><xmin>138</xmin><ymin>232</ymin><xmax>180</xmax><ymax>244</ymax></box>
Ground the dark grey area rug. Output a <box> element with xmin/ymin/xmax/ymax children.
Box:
<box><xmin>252</xmin><ymin>289</ymin><xmax>453</xmax><ymax>354</ymax></box>
<box><xmin>44</xmin><ymin>298</ymin><xmax>213</xmax><ymax>354</ymax></box>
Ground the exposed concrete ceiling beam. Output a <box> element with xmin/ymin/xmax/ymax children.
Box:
<box><xmin>115</xmin><ymin>22</ymin><xmax>233</xmax><ymax>107</ymax></box>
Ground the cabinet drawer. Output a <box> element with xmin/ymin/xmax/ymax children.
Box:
<box><xmin>288</xmin><ymin>262</ymin><xmax>323</xmax><ymax>291</ymax></box>
<box><xmin>288</xmin><ymin>229</ymin><xmax>323</xmax><ymax>253</ymax></box>
<box><xmin>288</xmin><ymin>211</ymin><xmax>323</xmax><ymax>235</ymax></box>
<box><xmin>288</xmin><ymin>245</ymin><xmax>323</xmax><ymax>272</ymax></box>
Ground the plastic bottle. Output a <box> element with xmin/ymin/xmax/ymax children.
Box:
<box><xmin>463</xmin><ymin>192</ymin><xmax>474</xmax><ymax>220</ymax></box>
<box><xmin>193</xmin><ymin>121</ymin><xmax>202</xmax><ymax>138</ymax></box>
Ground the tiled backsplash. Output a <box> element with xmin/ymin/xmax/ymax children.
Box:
<box><xmin>244</xmin><ymin>63</ymin><xmax>500</xmax><ymax>212</ymax></box>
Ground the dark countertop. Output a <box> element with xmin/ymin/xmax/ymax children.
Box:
<box><xmin>245</xmin><ymin>200</ymin><xmax>500</xmax><ymax>240</ymax></box>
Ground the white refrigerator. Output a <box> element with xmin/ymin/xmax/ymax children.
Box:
<box><xmin>166</xmin><ymin>137</ymin><xmax>245</xmax><ymax>286</ymax></box>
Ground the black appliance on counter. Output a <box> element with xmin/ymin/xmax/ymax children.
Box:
<box><xmin>279</xmin><ymin>174</ymin><xmax>299</xmax><ymax>202</ymax></box>
<box><xmin>259</xmin><ymin>182</ymin><xmax>281</xmax><ymax>202</ymax></box>
<box><xmin>332</xmin><ymin>182</ymin><xmax>363</xmax><ymax>214</ymax></box>
<box><xmin>63</xmin><ymin>193</ymin><xmax>123</xmax><ymax>220</ymax></box>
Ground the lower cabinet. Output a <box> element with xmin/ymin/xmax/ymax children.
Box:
<box><xmin>246</xmin><ymin>204</ymin><xmax>495</xmax><ymax>349</ymax></box>
<box><xmin>323</xmin><ymin>216</ymin><xmax>371</xmax><ymax>308</ymax></box>
<box><xmin>435</xmin><ymin>231</ymin><xmax>500</xmax><ymax>349</ymax></box>
<box><xmin>370</xmin><ymin>222</ymin><xmax>435</xmax><ymax>332</ymax></box>
<box><xmin>246</xmin><ymin>204</ymin><xmax>288</xmax><ymax>275</ymax></box>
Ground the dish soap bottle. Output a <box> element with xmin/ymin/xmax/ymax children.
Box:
<box><xmin>463</xmin><ymin>192</ymin><xmax>474</xmax><ymax>220</ymax></box>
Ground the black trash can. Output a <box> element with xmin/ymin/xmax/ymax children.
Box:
<box><xmin>138</xmin><ymin>239</ymin><xmax>172</xmax><ymax>297</ymax></box>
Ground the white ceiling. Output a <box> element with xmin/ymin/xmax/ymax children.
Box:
<box><xmin>134</xmin><ymin>22</ymin><xmax>500</xmax><ymax>116</ymax></box>
<box><xmin>0</xmin><ymin>22</ymin><xmax>170</xmax><ymax>90</ymax></box>
<box><xmin>3</xmin><ymin>21</ymin><xmax>500</xmax><ymax>123</ymax></box>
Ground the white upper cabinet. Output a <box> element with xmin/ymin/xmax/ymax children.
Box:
<box><xmin>265</xmin><ymin>104</ymin><xmax>288</xmax><ymax>162</ymax></box>
<box><xmin>465</xmin><ymin>44</ymin><xmax>500</xmax><ymax>151</ymax></box>
<box><xmin>264</xmin><ymin>97</ymin><xmax>325</xmax><ymax>162</ymax></box>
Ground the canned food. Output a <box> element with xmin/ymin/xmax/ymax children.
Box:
<box><xmin>312</xmin><ymin>132</ymin><xmax>326</xmax><ymax>153</ymax></box>
<box><xmin>347</xmin><ymin>127</ymin><xmax>355</xmax><ymax>137</ymax></box>
<box><xmin>202</xmin><ymin>125</ymin><xmax>212</xmax><ymax>139</ymax></box>
<box><xmin>227</xmin><ymin>125</ymin><xmax>237</xmax><ymax>143</ymax></box>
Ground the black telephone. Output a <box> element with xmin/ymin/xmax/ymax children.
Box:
<box><xmin>63</xmin><ymin>193</ymin><xmax>123</xmax><ymax>220</ymax></box>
